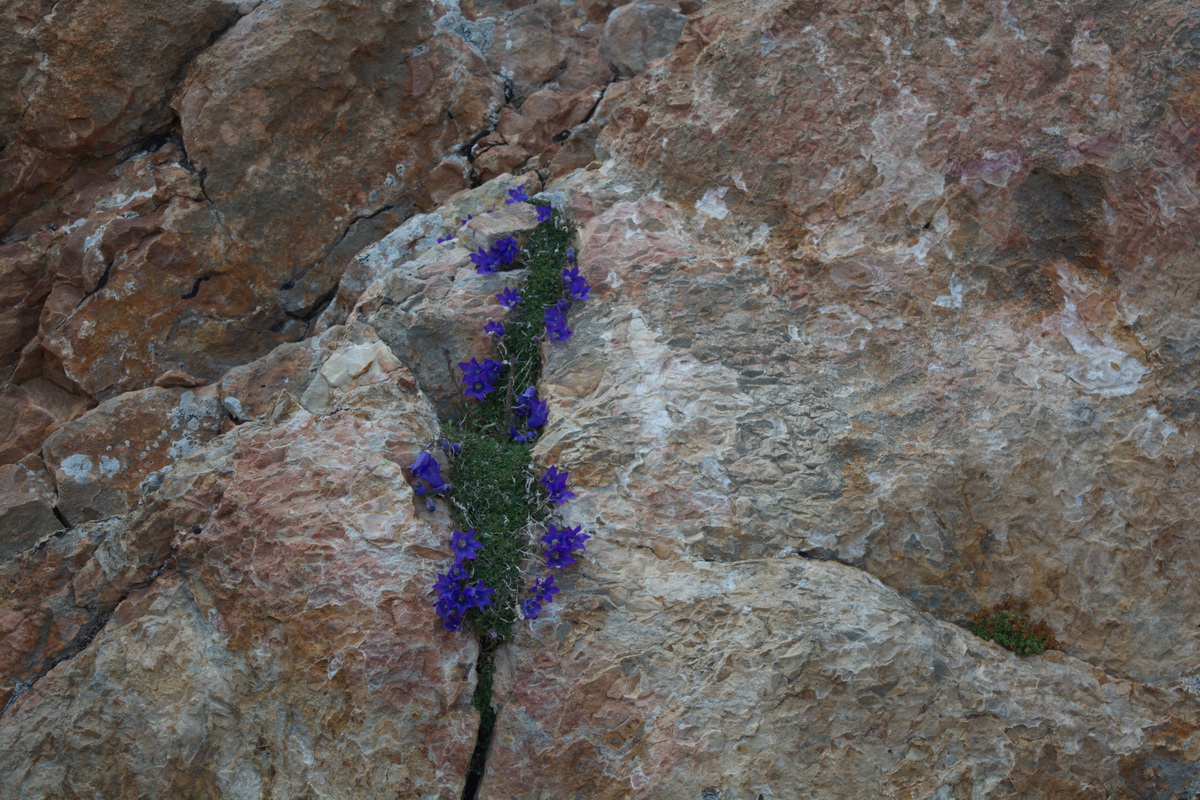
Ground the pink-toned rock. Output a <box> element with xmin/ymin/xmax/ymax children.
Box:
<box><xmin>217</xmin><ymin>326</ymin><xmax>342</xmax><ymax>422</ymax></box>
<box><xmin>42</xmin><ymin>385</ymin><xmax>230</xmax><ymax>525</ymax></box>
<box><xmin>481</xmin><ymin>556</ymin><xmax>1200</xmax><ymax>799</ymax></box>
<box><xmin>474</xmin><ymin>143</ymin><xmax>533</xmax><ymax>183</ymax></box>
<box><xmin>0</xmin><ymin>0</ymin><xmax>246</xmax><ymax>231</ymax></box>
<box><xmin>0</xmin><ymin>460</ymin><xmax>62</xmax><ymax>559</ymax></box>
<box><xmin>484</xmin><ymin>2</ymin><xmax>574</xmax><ymax>102</ymax></box>
<box><xmin>0</xmin><ymin>331</ymin><xmax>480</xmax><ymax>799</ymax></box>
<box><xmin>599</xmin><ymin>0</ymin><xmax>686</xmax><ymax>78</ymax></box>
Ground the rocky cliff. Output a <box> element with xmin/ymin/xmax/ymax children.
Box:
<box><xmin>2</xmin><ymin>0</ymin><xmax>1199</xmax><ymax>798</ymax></box>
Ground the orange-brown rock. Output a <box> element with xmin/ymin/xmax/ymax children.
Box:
<box><xmin>42</xmin><ymin>385</ymin><xmax>230</xmax><ymax>525</ymax></box>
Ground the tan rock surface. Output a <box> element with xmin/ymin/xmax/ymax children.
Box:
<box><xmin>482</xmin><ymin>556</ymin><xmax>1200</xmax><ymax>799</ymax></box>
<box><xmin>0</xmin><ymin>330</ymin><xmax>480</xmax><ymax>798</ymax></box>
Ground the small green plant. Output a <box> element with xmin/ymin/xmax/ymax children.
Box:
<box><xmin>969</xmin><ymin>598</ymin><xmax>1060</xmax><ymax>656</ymax></box>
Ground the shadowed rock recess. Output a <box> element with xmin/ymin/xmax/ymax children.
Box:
<box><xmin>1</xmin><ymin>0</ymin><xmax>1199</xmax><ymax>797</ymax></box>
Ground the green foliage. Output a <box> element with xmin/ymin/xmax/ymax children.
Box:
<box><xmin>448</xmin><ymin>206</ymin><xmax>574</xmax><ymax>642</ymax></box>
<box><xmin>445</xmin><ymin>429</ymin><xmax>547</xmax><ymax>640</ymax></box>
<box><xmin>968</xmin><ymin>599</ymin><xmax>1059</xmax><ymax>656</ymax></box>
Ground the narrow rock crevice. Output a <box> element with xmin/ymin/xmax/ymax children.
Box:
<box><xmin>461</xmin><ymin>640</ymin><xmax>500</xmax><ymax>800</ymax></box>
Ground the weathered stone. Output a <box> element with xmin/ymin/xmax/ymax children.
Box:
<box><xmin>0</xmin><ymin>460</ymin><xmax>61</xmax><ymax>560</ymax></box>
<box><xmin>0</xmin><ymin>378</ymin><xmax>92</xmax><ymax>465</ymax></box>
<box><xmin>0</xmin><ymin>0</ymin><xmax>247</xmax><ymax>231</ymax></box>
<box><xmin>0</xmin><ymin>331</ymin><xmax>479</xmax><ymax>799</ymax></box>
<box><xmin>217</xmin><ymin>326</ymin><xmax>342</xmax><ymax>422</ymax></box>
<box><xmin>481</xmin><ymin>555</ymin><xmax>1200</xmax><ymax>799</ymax></box>
<box><xmin>42</xmin><ymin>385</ymin><xmax>230</xmax><ymax>525</ymax></box>
<box><xmin>484</xmin><ymin>1</ymin><xmax>573</xmax><ymax>102</ymax></box>
<box><xmin>599</xmin><ymin>1</ymin><xmax>686</xmax><ymax>78</ymax></box>
<box><xmin>176</xmin><ymin>0</ymin><xmax>503</xmax><ymax>319</ymax></box>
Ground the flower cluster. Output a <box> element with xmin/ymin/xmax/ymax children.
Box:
<box><xmin>540</xmin><ymin>465</ymin><xmax>575</xmax><ymax>504</ymax></box>
<box><xmin>432</xmin><ymin>529</ymin><xmax>496</xmax><ymax>631</ymax></box>
<box><xmin>471</xmin><ymin>236</ymin><xmax>520</xmax><ymax>275</ymax></box>
<box><xmin>409</xmin><ymin>450</ymin><xmax>450</xmax><ymax>510</ymax></box>
<box><xmin>543</xmin><ymin>299</ymin><xmax>572</xmax><ymax>342</ymax></box>
<box><xmin>509</xmin><ymin>386</ymin><xmax>549</xmax><ymax>443</ymax></box>
<box><xmin>431</xmin><ymin>181</ymin><xmax>594</xmax><ymax>634</ymax></box>
<box><xmin>459</xmin><ymin>357</ymin><xmax>503</xmax><ymax>400</ymax></box>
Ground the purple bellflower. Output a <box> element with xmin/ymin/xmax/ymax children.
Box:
<box><xmin>459</xmin><ymin>357</ymin><xmax>503</xmax><ymax>400</ymax></box>
<box><xmin>497</xmin><ymin>287</ymin><xmax>521</xmax><ymax>308</ymax></box>
<box><xmin>509</xmin><ymin>426</ymin><xmax>536</xmax><ymax>443</ymax></box>
<box><xmin>515</xmin><ymin>387</ymin><xmax>538</xmax><ymax>415</ymax></box>
<box><xmin>568</xmin><ymin>276</ymin><xmax>590</xmax><ymax>301</ymax></box>
<box><xmin>544</xmin><ymin>299</ymin><xmax>572</xmax><ymax>342</ymax></box>
<box><xmin>536</xmin><ymin>204</ymin><xmax>553</xmax><ymax>223</ymax></box>
<box><xmin>540</xmin><ymin>466</ymin><xmax>575</xmax><ymax>505</ymax></box>
<box><xmin>526</xmin><ymin>399</ymin><xmax>549</xmax><ymax>428</ymax></box>
<box><xmin>506</xmin><ymin>186</ymin><xmax>530</xmax><ymax>204</ymax></box>
<box><xmin>471</xmin><ymin>246</ymin><xmax>498</xmax><ymax>275</ymax></box>
<box><xmin>521</xmin><ymin>597</ymin><xmax>543</xmax><ymax>619</ymax></box>
<box><xmin>484</xmin><ymin>320</ymin><xmax>505</xmax><ymax>338</ymax></box>
<box><xmin>410</xmin><ymin>451</ymin><xmax>450</xmax><ymax>495</ymax></box>
<box><xmin>450</xmin><ymin>529</ymin><xmax>483</xmax><ymax>562</ymax></box>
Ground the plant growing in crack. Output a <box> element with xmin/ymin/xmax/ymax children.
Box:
<box><xmin>403</xmin><ymin>187</ymin><xmax>593</xmax><ymax>642</ymax></box>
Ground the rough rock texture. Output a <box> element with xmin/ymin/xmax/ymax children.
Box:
<box><xmin>0</xmin><ymin>330</ymin><xmax>480</xmax><ymax>798</ymax></box>
<box><xmin>482</xmin><ymin>557</ymin><xmax>1200</xmax><ymax>799</ymax></box>
<box><xmin>474</xmin><ymin>0</ymin><xmax>1200</xmax><ymax>794</ymax></box>
<box><xmin>600</xmin><ymin>0</ymin><xmax>687</xmax><ymax>78</ymax></box>
<box><xmin>42</xmin><ymin>385</ymin><xmax>230</xmax><ymax>526</ymax></box>
<box><xmin>0</xmin><ymin>0</ymin><xmax>246</xmax><ymax>231</ymax></box>
<box><xmin>0</xmin><ymin>460</ymin><xmax>61</xmax><ymax>559</ymax></box>
<box><xmin>4</xmin><ymin>0</ymin><xmax>1200</xmax><ymax>796</ymax></box>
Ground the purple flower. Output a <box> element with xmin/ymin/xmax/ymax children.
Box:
<box><xmin>532</xmin><ymin>574</ymin><xmax>561</xmax><ymax>604</ymax></box>
<box><xmin>471</xmin><ymin>246</ymin><xmax>498</xmax><ymax>275</ymax></box>
<box><xmin>521</xmin><ymin>597</ymin><xmax>543</xmax><ymax>619</ymax></box>
<box><xmin>440</xmin><ymin>439</ymin><xmax>462</xmax><ymax>456</ymax></box>
<box><xmin>450</xmin><ymin>529</ymin><xmax>483</xmax><ymax>562</ymax></box>
<box><xmin>543</xmin><ymin>301</ymin><xmax>572</xmax><ymax>342</ymax></box>
<box><xmin>493</xmin><ymin>236</ymin><xmax>520</xmax><ymax>266</ymax></box>
<box><xmin>540</xmin><ymin>466</ymin><xmax>575</xmax><ymax>505</ymax></box>
<box><xmin>566</xmin><ymin>247</ymin><xmax>576</xmax><ymax>264</ymax></box>
<box><xmin>410</xmin><ymin>451</ymin><xmax>449</xmax><ymax>494</ymax></box>
<box><xmin>459</xmin><ymin>214</ymin><xmax>474</xmax><ymax>226</ymax></box>
<box><xmin>536</xmin><ymin>204</ymin><xmax>553</xmax><ymax>223</ymax></box>
<box><xmin>506</xmin><ymin>186</ymin><xmax>530</xmax><ymax>204</ymax></box>
<box><xmin>526</xmin><ymin>399</ymin><xmax>549</xmax><ymax>428</ymax></box>
<box><xmin>509</xmin><ymin>426</ymin><xmax>535</xmax><ymax>443</ymax></box>
<box><xmin>433</xmin><ymin>571</ymin><xmax>460</xmax><ymax>596</ymax></box>
<box><xmin>541</xmin><ymin>524</ymin><xmax>587</xmax><ymax>554</ymax></box>
<box><xmin>459</xmin><ymin>357</ymin><xmax>503</xmax><ymax>400</ymax></box>
<box><xmin>562</xmin><ymin>266</ymin><xmax>580</xmax><ymax>284</ymax></box>
<box><xmin>437</xmin><ymin>234</ymin><xmax>454</xmax><ymax>243</ymax></box>
<box><xmin>465</xmin><ymin>581</ymin><xmax>495</xmax><ymax>609</ymax></box>
<box><xmin>568</xmin><ymin>276</ymin><xmax>590</xmax><ymax>301</ymax></box>
<box><xmin>497</xmin><ymin>287</ymin><xmax>521</xmax><ymax>308</ymax></box>
<box><xmin>484</xmin><ymin>320</ymin><xmax>505</xmax><ymax>338</ymax></box>
<box><xmin>545</xmin><ymin>546</ymin><xmax>576</xmax><ymax>568</ymax></box>
<box><xmin>515</xmin><ymin>386</ymin><xmax>538</xmax><ymax>416</ymax></box>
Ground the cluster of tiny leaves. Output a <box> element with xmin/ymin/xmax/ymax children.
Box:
<box><xmin>446</xmin><ymin>208</ymin><xmax>575</xmax><ymax>643</ymax></box>
<box><xmin>968</xmin><ymin>600</ymin><xmax>1059</xmax><ymax>656</ymax></box>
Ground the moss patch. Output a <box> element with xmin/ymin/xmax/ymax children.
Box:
<box><xmin>969</xmin><ymin>598</ymin><xmax>1060</xmax><ymax>656</ymax></box>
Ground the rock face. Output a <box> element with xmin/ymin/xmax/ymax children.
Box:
<box><xmin>0</xmin><ymin>330</ymin><xmax>480</xmax><ymax>799</ymax></box>
<box><xmin>4</xmin><ymin>0</ymin><xmax>1200</xmax><ymax>796</ymax></box>
<box><xmin>474</xmin><ymin>0</ymin><xmax>1200</xmax><ymax>795</ymax></box>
